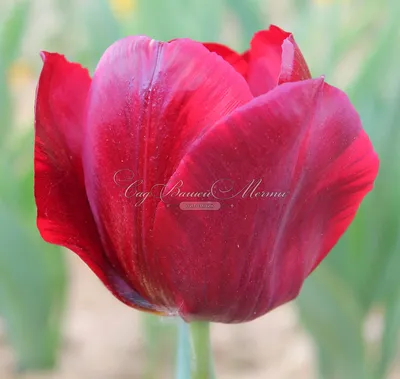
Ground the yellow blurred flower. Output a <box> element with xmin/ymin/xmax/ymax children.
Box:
<box><xmin>109</xmin><ymin>0</ymin><xmax>137</xmax><ymax>19</ymax></box>
<box><xmin>7</xmin><ymin>60</ymin><xmax>34</xmax><ymax>89</ymax></box>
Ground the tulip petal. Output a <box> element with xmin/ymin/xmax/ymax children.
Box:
<box><xmin>203</xmin><ymin>43</ymin><xmax>249</xmax><ymax>77</ymax></box>
<box><xmin>152</xmin><ymin>78</ymin><xmax>379</xmax><ymax>322</ymax></box>
<box><xmin>34</xmin><ymin>53</ymin><xmax>155</xmax><ymax>311</ymax></box>
<box><xmin>83</xmin><ymin>36</ymin><xmax>253</xmax><ymax>306</ymax></box>
<box><xmin>247</xmin><ymin>25</ymin><xmax>311</xmax><ymax>96</ymax></box>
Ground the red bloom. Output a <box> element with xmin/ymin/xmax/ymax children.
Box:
<box><xmin>204</xmin><ymin>25</ymin><xmax>311</xmax><ymax>95</ymax></box>
<box><xmin>34</xmin><ymin>25</ymin><xmax>379</xmax><ymax>323</ymax></box>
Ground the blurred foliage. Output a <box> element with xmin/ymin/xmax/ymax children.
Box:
<box><xmin>0</xmin><ymin>0</ymin><xmax>67</xmax><ymax>371</ymax></box>
<box><xmin>295</xmin><ymin>1</ymin><xmax>400</xmax><ymax>379</ymax></box>
<box><xmin>0</xmin><ymin>0</ymin><xmax>398</xmax><ymax>378</ymax></box>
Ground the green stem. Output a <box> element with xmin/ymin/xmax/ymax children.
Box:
<box><xmin>176</xmin><ymin>318</ymin><xmax>191</xmax><ymax>379</ymax></box>
<box><xmin>190</xmin><ymin>322</ymin><xmax>215</xmax><ymax>379</ymax></box>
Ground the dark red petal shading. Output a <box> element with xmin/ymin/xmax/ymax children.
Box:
<box><xmin>247</xmin><ymin>25</ymin><xmax>311</xmax><ymax>96</ymax></box>
<box><xmin>83</xmin><ymin>36</ymin><xmax>253</xmax><ymax>307</ymax></box>
<box><xmin>151</xmin><ymin>79</ymin><xmax>379</xmax><ymax>322</ymax></box>
<box><xmin>34</xmin><ymin>53</ymin><xmax>156</xmax><ymax>312</ymax></box>
<box><xmin>203</xmin><ymin>43</ymin><xmax>249</xmax><ymax>77</ymax></box>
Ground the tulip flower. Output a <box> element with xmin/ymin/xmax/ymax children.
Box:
<box><xmin>34</xmin><ymin>25</ymin><xmax>379</xmax><ymax>326</ymax></box>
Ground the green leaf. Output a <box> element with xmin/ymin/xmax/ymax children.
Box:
<box><xmin>131</xmin><ymin>0</ymin><xmax>224</xmax><ymax>41</ymax></box>
<box><xmin>78</xmin><ymin>0</ymin><xmax>122</xmax><ymax>69</ymax></box>
<box><xmin>0</xmin><ymin>0</ymin><xmax>31</xmax><ymax>67</ymax></box>
<box><xmin>0</xmin><ymin>0</ymin><xmax>31</xmax><ymax>144</ymax></box>
<box><xmin>376</xmin><ymin>294</ymin><xmax>400</xmax><ymax>379</ymax></box>
<box><xmin>297</xmin><ymin>264</ymin><xmax>367</xmax><ymax>379</ymax></box>
<box><xmin>347</xmin><ymin>11</ymin><xmax>398</xmax><ymax>103</ymax></box>
<box><xmin>142</xmin><ymin>314</ymin><xmax>177</xmax><ymax>379</ymax></box>
<box><xmin>0</xmin><ymin>67</ymin><xmax>11</xmax><ymax>141</ymax></box>
<box><xmin>0</xmin><ymin>204</ymin><xmax>66</xmax><ymax>370</ymax></box>
<box><xmin>225</xmin><ymin>0</ymin><xmax>265</xmax><ymax>48</ymax></box>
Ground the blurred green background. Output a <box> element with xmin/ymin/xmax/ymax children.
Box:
<box><xmin>0</xmin><ymin>0</ymin><xmax>399</xmax><ymax>378</ymax></box>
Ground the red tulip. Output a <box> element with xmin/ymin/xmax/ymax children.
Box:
<box><xmin>34</xmin><ymin>25</ymin><xmax>379</xmax><ymax>323</ymax></box>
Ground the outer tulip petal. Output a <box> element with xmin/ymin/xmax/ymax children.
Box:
<box><xmin>247</xmin><ymin>25</ymin><xmax>311</xmax><ymax>96</ymax></box>
<box><xmin>151</xmin><ymin>78</ymin><xmax>379</xmax><ymax>322</ymax></box>
<box><xmin>203</xmin><ymin>43</ymin><xmax>249</xmax><ymax>77</ymax></box>
<box><xmin>34</xmin><ymin>53</ymin><xmax>155</xmax><ymax>312</ymax></box>
<box><xmin>83</xmin><ymin>36</ymin><xmax>253</xmax><ymax>306</ymax></box>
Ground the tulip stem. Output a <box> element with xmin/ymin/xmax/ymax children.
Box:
<box><xmin>176</xmin><ymin>318</ymin><xmax>191</xmax><ymax>379</ymax></box>
<box><xmin>189</xmin><ymin>321</ymin><xmax>215</xmax><ymax>379</ymax></box>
